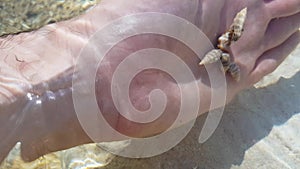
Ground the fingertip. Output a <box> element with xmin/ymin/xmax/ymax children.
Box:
<box><xmin>250</xmin><ymin>30</ymin><xmax>300</xmax><ymax>84</ymax></box>
<box><xmin>263</xmin><ymin>12</ymin><xmax>300</xmax><ymax>51</ymax></box>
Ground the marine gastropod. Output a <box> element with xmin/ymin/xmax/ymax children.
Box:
<box><xmin>199</xmin><ymin>49</ymin><xmax>223</xmax><ymax>65</ymax></box>
<box><xmin>199</xmin><ymin>7</ymin><xmax>247</xmax><ymax>82</ymax></box>
<box><xmin>220</xmin><ymin>52</ymin><xmax>231</xmax><ymax>73</ymax></box>
<box><xmin>228</xmin><ymin>63</ymin><xmax>241</xmax><ymax>82</ymax></box>
<box><xmin>230</xmin><ymin>7</ymin><xmax>247</xmax><ymax>41</ymax></box>
<box><xmin>217</xmin><ymin>31</ymin><xmax>232</xmax><ymax>51</ymax></box>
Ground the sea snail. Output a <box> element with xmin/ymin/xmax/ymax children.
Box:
<box><xmin>199</xmin><ymin>7</ymin><xmax>247</xmax><ymax>82</ymax></box>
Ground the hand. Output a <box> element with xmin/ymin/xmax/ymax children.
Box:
<box><xmin>0</xmin><ymin>0</ymin><xmax>299</xmax><ymax>162</ymax></box>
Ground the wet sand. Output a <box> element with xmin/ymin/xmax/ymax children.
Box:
<box><xmin>0</xmin><ymin>0</ymin><xmax>100</xmax><ymax>36</ymax></box>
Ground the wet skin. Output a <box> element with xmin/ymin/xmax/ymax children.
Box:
<box><xmin>0</xmin><ymin>0</ymin><xmax>300</xmax><ymax>162</ymax></box>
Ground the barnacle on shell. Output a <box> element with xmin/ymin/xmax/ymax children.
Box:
<box><xmin>230</xmin><ymin>7</ymin><xmax>247</xmax><ymax>41</ymax></box>
<box><xmin>199</xmin><ymin>49</ymin><xmax>223</xmax><ymax>65</ymax></box>
<box><xmin>228</xmin><ymin>63</ymin><xmax>241</xmax><ymax>82</ymax></box>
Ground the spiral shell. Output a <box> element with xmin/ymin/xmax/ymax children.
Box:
<box><xmin>217</xmin><ymin>31</ymin><xmax>232</xmax><ymax>51</ymax></box>
<box><xmin>199</xmin><ymin>7</ymin><xmax>246</xmax><ymax>82</ymax></box>
<box><xmin>230</xmin><ymin>7</ymin><xmax>247</xmax><ymax>41</ymax></box>
<box><xmin>228</xmin><ymin>63</ymin><xmax>241</xmax><ymax>82</ymax></box>
<box><xmin>220</xmin><ymin>52</ymin><xmax>231</xmax><ymax>72</ymax></box>
<box><xmin>199</xmin><ymin>49</ymin><xmax>223</xmax><ymax>65</ymax></box>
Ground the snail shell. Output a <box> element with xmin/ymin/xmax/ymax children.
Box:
<box><xmin>230</xmin><ymin>7</ymin><xmax>247</xmax><ymax>41</ymax></box>
<box><xmin>228</xmin><ymin>62</ymin><xmax>241</xmax><ymax>82</ymax></box>
<box><xmin>199</xmin><ymin>49</ymin><xmax>222</xmax><ymax>65</ymax></box>
<box><xmin>217</xmin><ymin>31</ymin><xmax>232</xmax><ymax>51</ymax></box>
<box><xmin>220</xmin><ymin>52</ymin><xmax>231</xmax><ymax>72</ymax></box>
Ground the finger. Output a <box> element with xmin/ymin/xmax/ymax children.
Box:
<box><xmin>230</xmin><ymin>4</ymin><xmax>270</xmax><ymax>60</ymax></box>
<box><xmin>249</xmin><ymin>30</ymin><xmax>300</xmax><ymax>84</ymax></box>
<box><xmin>265</xmin><ymin>0</ymin><xmax>300</xmax><ymax>18</ymax></box>
<box><xmin>262</xmin><ymin>12</ymin><xmax>300</xmax><ymax>50</ymax></box>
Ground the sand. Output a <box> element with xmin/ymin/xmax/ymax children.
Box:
<box><xmin>0</xmin><ymin>0</ymin><xmax>100</xmax><ymax>36</ymax></box>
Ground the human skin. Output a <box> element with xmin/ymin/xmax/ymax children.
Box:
<box><xmin>0</xmin><ymin>0</ymin><xmax>300</xmax><ymax>162</ymax></box>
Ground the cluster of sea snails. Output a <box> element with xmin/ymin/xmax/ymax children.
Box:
<box><xmin>199</xmin><ymin>7</ymin><xmax>248</xmax><ymax>82</ymax></box>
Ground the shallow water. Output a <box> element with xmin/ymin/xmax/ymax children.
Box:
<box><xmin>0</xmin><ymin>143</ymin><xmax>114</xmax><ymax>169</ymax></box>
<box><xmin>0</xmin><ymin>1</ymin><xmax>299</xmax><ymax>168</ymax></box>
<box><xmin>1</xmin><ymin>44</ymin><xmax>299</xmax><ymax>169</ymax></box>
<box><xmin>0</xmin><ymin>0</ymin><xmax>100</xmax><ymax>36</ymax></box>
